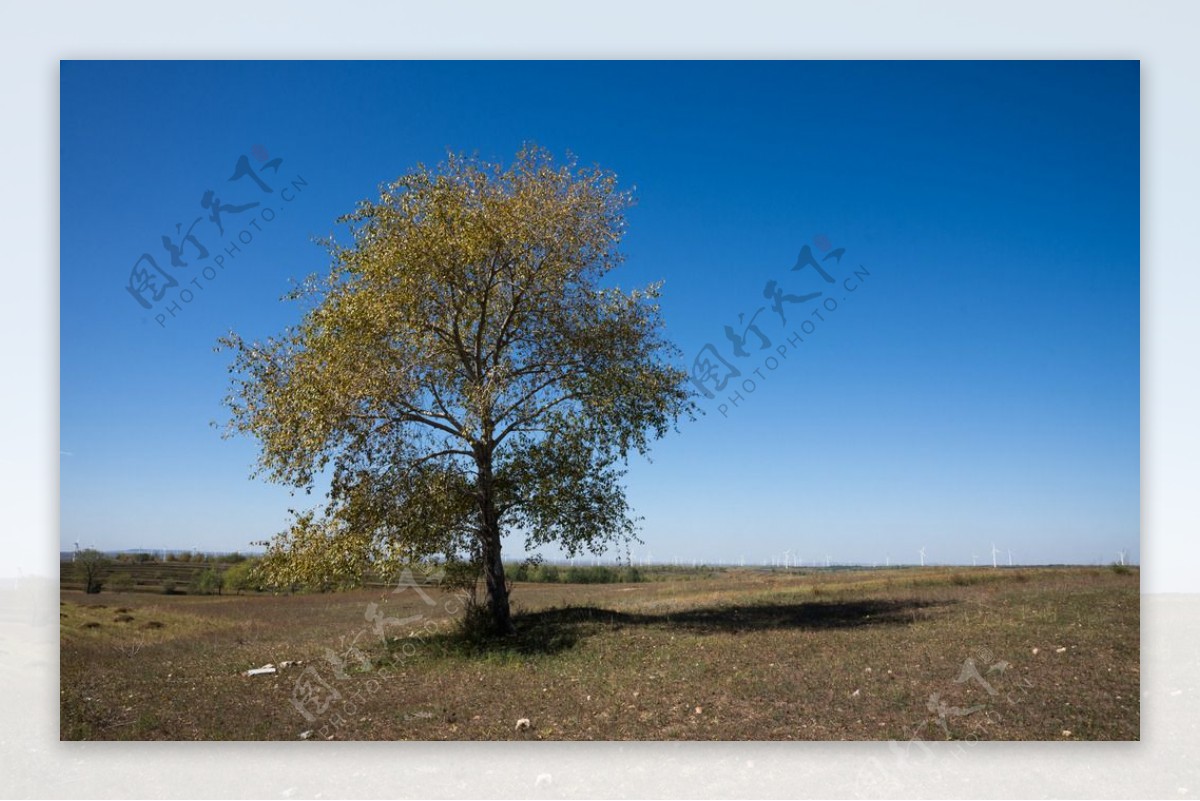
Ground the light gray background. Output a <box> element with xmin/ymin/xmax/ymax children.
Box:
<box><xmin>3</xmin><ymin>0</ymin><xmax>1196</xmax><ymax>797</ymax></box>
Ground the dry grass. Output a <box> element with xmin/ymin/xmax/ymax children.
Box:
<box><xmin>59</xmin><ymin>566</ymin><xmax>1138</xmax><ymax>741</ymax></box>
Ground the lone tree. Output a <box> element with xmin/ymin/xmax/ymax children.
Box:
<box><xmin>74</xmin><ymin>549</ymin><xmax>108</xmax><ymax>594</ymax></box>
<box><xmin>219</xmin><ymin>147</ymin><xmax>692</xmax><ymax>634</ymax></box>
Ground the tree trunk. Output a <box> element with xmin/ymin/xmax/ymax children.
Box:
<box><xmin>476</xmin><ymin>448</ymin><xmax>515</xmax><ymax>635</ymax></box>
<box><xmin>480</xmin><ymin>520</ymin><xmax>514</xmax><ymax>635</ymax></box>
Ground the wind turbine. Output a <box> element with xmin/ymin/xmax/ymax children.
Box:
<box><xmin>1117</xmin><ymin>549</ymin><xmax>1127</xmax><ymax>566</ymax></box>
<box><xmin>73</xmin><ymin>541</ymin><xmax>80</xmax><ymax>563</ymax></box>
<box><xmin>825</xmin><ymin>554</ymin><xmax>831</xmax><ymax>568</ymax></box>
<box><xmin>885</xmin><ymin>553</ymin><xmax>890</xmax><ymax>567</ymax></box>
<box><xmin>972</xmin><ymin>554</ymin><xmax>978</xmax><ymax>567</ymax></box>
<box><xmin>991</xmin><ymin>543</ymin><xmax>1000</xmax><ymax>568</ymax></box>
<box><xmin>919</xmin><ymin>546</ymin><xmax>926</xmax><ymax>567</ymax></box>
<box><xmin>1008</xmin><ymin>550</ymin><xmax>1013</xmax><ymax>567</ymax></box>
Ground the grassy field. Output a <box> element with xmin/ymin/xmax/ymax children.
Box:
<box><xmin>59</xmin><ymin>565</ymin><xmax>1138</xmax><ymax>741</ymax></box>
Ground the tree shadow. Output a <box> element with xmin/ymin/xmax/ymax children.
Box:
<box><xmin>435</xmin><ymin>597</ymin><xmax>955</xmax><ymax>658</ymax></box>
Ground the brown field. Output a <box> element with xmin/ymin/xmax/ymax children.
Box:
<box><xmin>59</xmin><ymin>566</ymin><xmax>1139</xmax><ymax>741</ymax></box>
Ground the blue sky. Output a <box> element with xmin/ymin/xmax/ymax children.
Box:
<box><xmin>60</xmin><ymin>60</ymin><xmax>1139</xmax><ymax>566</ymax></box>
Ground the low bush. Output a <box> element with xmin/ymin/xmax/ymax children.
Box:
<box><xmin>192</xmin><ymin>567</ymin><xmax>223</xmax><ymax>595</ymax></box>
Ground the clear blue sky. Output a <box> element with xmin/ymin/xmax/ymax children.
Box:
<box><xmin>60</xmin><ymin>60</ymin><xmax>1139</xmax><ymax>566</ymax></box>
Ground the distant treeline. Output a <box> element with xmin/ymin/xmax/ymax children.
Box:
<box><xmin>100</xmin><ymin>551</ymin><xmax>252</xmax><ymax>564</ymax></box>
<box><xmin>507</xmin><ymin>563</ymin><xmax>649</xmax><ymax>584</ymax></box>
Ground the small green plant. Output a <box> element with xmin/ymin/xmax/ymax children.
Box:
<box><xmin>1109</xmin><ymin>562</ymin><xmax>1132</xmax><ymax>575</ymax></box>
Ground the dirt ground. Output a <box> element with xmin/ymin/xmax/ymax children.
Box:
<box><xmin>59</xmin><ymin>566</ymin><xmax>1139</xmax><ymax>740</ymax></box>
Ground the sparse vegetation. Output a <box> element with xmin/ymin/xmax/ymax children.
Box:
<box><xmin>59</xmin><ymin>556</ymin><xmax>267</xmax><ymax>595</ymax></box>
<box><xmin>60</xmin><ymin>565</ymin><xmax>1138</xmax><ymax>741</ymax></box>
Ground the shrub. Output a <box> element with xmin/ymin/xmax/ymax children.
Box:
<box><xmin>222</xmin><ymin>560</ymin><xmax>258</xmax><ymax>594</ymax></box>
<box><xmin>193</xmin><ymin>567</ymin><xmax>223</xmax><ymax>595</ymax></box>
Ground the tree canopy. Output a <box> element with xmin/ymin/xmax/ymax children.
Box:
<box><xmin>219</xmin><ymin>146</ymin><xmax>692</xmax><ymax>633</ymax></box>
